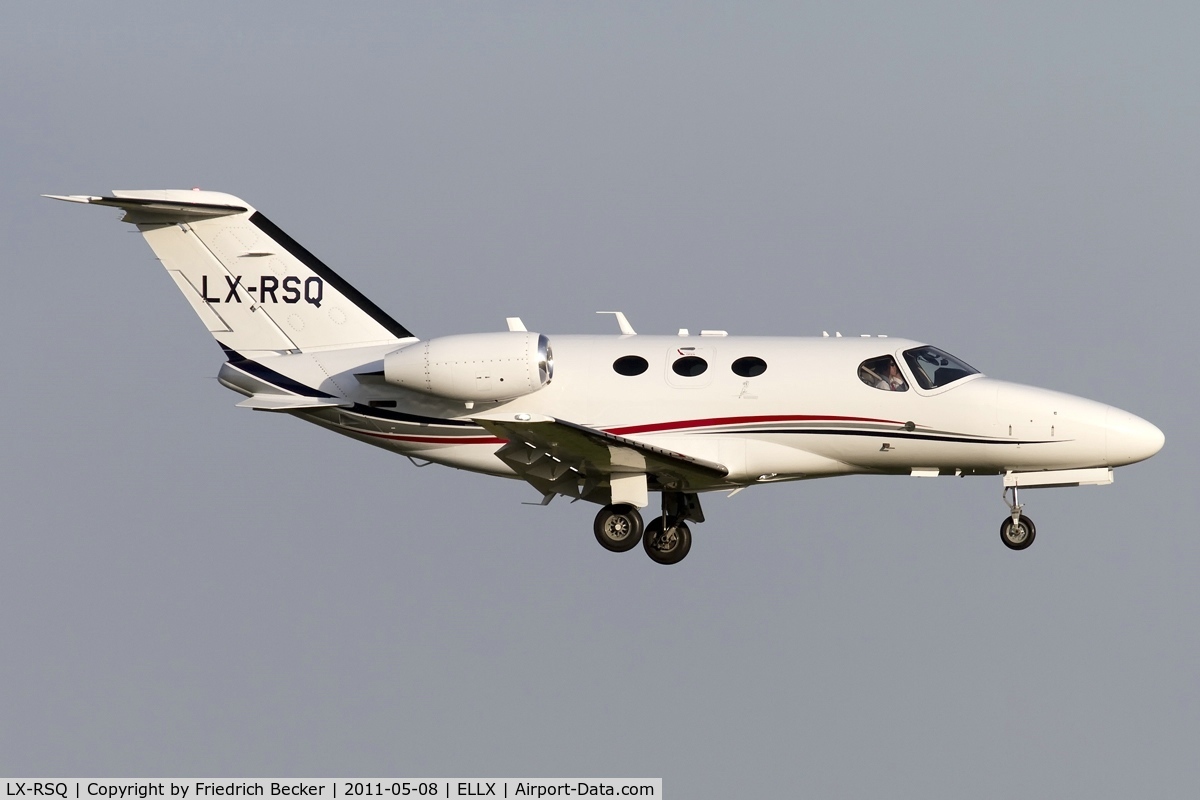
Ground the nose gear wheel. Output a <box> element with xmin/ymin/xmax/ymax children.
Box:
<box><xmin>1000</xmin><ymin>486</ymin><xmax>1036</xmax><ymax>550</ymax></box>
<box><xmin>1000</xmin><ymin>514</ymin><xmax>1036</xmax><ymax>550</ymax></box>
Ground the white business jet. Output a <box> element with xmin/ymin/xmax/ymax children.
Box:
<box><xmin>48</xmin><ymin>190</ymin><xmax>1164</xmax><ymax>563</ymax></box>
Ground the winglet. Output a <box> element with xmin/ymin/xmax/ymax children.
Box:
<box><xmin>521</xmin><ymin>492</ymin><xmax>556</xmax><ymax>506</ymax></box>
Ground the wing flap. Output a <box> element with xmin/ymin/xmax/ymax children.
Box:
<box><xmin>474</xmin><ymin>415</ymin><xmax>728</xmax><ymax>501</ymax></box>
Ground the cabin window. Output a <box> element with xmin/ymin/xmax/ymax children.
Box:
<box><xmin>902</xmin><ymin>346</ymin><xmax>978</xmax><ymax>390</ymax></box>
<box><xmin>858</xmin><ymin>355</ymin><xmax>908</xmax><ymax>392</ymax></box>
<box><xmin>672</xmin><ymin>356</ymin><xmax>709</xmax><ymax>377</ymax></box>
<box><xmin>613</xmin><ymin>355</ymin><xmax>649</xmax><ymax>376</ymax></box>
<box><xmin>731</xmin><ymin>356</ymin><xmax>767</xmax><ymax>377</ymax></box>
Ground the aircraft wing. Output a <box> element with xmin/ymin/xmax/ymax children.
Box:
<box><xmin>474</xmin><ymin>415</ymin><xmax>729</xmax><ymax>502</ymax></box>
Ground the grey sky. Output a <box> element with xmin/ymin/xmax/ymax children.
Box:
<box><xmin>3</xmin><ymin>2</ymin><xmax>1197</xmax><ymax>796</ymax></box>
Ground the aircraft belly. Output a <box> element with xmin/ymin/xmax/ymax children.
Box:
<box><xmin>741</xmin><ymin>437</ymin><xmax>855</xmax><ymax>480</ymax></box>
<box><xmin>824</xmin><ymin>434</ymin><xmax>1095</xmax><ymax>474</ymax></box>
<box><xmin>406</xmin><ymin>444</ymin><xmax>518</xmax><ymax>476</ymax></box>
<box><xmin>298</xmin><ymin>411</ymin><xmax>517</xmax><ymax>477</ymax></box>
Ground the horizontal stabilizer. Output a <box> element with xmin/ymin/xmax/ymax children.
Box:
<box><xmin>44</xmin><ymin>192</ymin><xmax>248</xmax><ymax>224</ymax></box>
<box><xmin>236</xmin><ymin>394</ymin><xmax>352</xmax><ymax>411</ymax></box>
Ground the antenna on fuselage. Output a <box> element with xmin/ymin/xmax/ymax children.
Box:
<box><xmin>597</xmin><ymin>311</ymin><xmax>636</xmax><ymax>335</ymax></box>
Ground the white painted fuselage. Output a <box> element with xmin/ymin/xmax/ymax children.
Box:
<box><xmin>217</xmin><ymin>334</ymin><xmax>1164</xmax><ymax>489</ymax></box>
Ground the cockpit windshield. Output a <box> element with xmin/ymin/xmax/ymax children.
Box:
<box><xmin>902</xmin><ymin>346</ymin><xmax>979</xmax><ymax>390</ymax></box>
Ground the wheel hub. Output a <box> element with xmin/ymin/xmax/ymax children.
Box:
<box><xmin>651</xmin><ymin>529</ymin><xmax>677</xmax><ymax>551</ymax></box>
<box><xmin>606</xmin><ymin>517</ymin><xmax>631</xmax><ymax>540</ymax></box>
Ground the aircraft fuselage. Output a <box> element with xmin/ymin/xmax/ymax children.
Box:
<box><xmin>217</xmin><ymin>334</ymin><xmax>1163</xmax><ymax>487</ymax></box>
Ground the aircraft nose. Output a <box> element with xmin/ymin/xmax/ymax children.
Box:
<box><xmin>1106</xmin><ymin>407</ymin><xmax>1165</xmax><ymax>466</ymax></box>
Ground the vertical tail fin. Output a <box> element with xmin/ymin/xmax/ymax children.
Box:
<box><xmin>47</xmin><ymin>190</ymin><xmax>413</xmax><ymax>355</ymax></box>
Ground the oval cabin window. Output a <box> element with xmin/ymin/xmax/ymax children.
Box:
<box><xmin>672</xmin><ymin>356</ymin><xmax>709</xmax><ymax>377</ymax></box>
<box><xmin>613</xmin><ymin>355</ymin><xmax>649</xmax><ymax>376</ymax></box>
<box><xmin>731</xmin><ymin>356</ymin><xmax>767</xmax><ymax>377</ymax></box>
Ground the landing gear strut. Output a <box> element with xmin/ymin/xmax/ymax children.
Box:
<box><xmin>1000</xmin><ymin>486</ymin><xmax>1036</xmax><ymax>550</ymax></box>
<box><xmin>643</xmin><ymin>491</ymin><xmax>704</xmax><ymax>565</ymax></box>
<box><xmin>643</xmin><ymin>516</ymin><xmax>691</xmax><ymax>564</ymax></box>
<box><xmin>592</xmin><ymin>492</ymin><xmax>704</xmax><ymax>564</ymax></box>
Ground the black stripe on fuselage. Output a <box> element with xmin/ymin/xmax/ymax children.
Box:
<box><xmin>345</xmin><ymin>403</ymin><xmax>475</xmax><ymax>427</ymax></box>
<box><xmin>248</xmin><ymin>211</ymin><xmax>415</xmax><ymax>340</ymax></box>
<box><xmin>221</xmin><ymin>345</ymin><xmax>334</xmax><ymax>398</ymax></box>
<box><xmin>736</xmin><ymin>428</ymin><xmax>1056</xmax><ymax>445</ymax></box>
<box><xmin>219</xmin><ymin>344</ymin><xmax>475</xmax><ymax>428</ymax></box>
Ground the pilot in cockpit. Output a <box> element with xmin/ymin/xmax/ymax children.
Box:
<box><xmin>858</xmin><ymin>355</ymin><xmax>909</xmax><ymax>392</ymax></box>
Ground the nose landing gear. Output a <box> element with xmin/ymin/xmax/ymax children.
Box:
<box><xmin>1001</xmin><ymin>486</ymin><xmax>1036</xmax><ymax>550</ymax></box>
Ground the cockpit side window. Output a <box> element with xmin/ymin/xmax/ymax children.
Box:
<box><xmin>902</xmin><ymin>346</ymin><xmax>979</xmax><ymax>390</ymax></box>
<box><xmin>858</xmin><ymin>355</ymin><xmax>908</xmax><ymax>392</ymax></box>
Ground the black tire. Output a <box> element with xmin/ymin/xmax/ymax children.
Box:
<box><xmin>594</xmin><ymin>504</ymin><xmax>644</xmax><ymax>552</ymax></box>
<box><xmin>1000</xmin><ymin>514</ymin><xmax>1036</xmax><ymax>550</ymax></box>
<box><xmin>643</xmin><ymin>516</ymin><xmax>692</xmax><ymax>565</ymax></box>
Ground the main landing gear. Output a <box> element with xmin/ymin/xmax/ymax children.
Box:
<box><xmin>593</xmin><ymin>504</ymin><xmax>643</xmax><ymax>552</ymax></box>
<box><xmin>593</xmin><ymin>491</ymin><xmax>704</xmax><ymax>565</ymax></box>
<box><xmin>1001</xmin><ymin>485</ymin><xmax>1036</xmax><ymax>551</ymax></box>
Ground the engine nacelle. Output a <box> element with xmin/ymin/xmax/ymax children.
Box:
<box><xmin>383</xmin><ymin>332</ymin><xmax>554</xmax><ymax>402</ymax></box>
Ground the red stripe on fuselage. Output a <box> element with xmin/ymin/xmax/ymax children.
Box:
<box><xmin>348</xmin><ymin>414</ymin><xmax>903</xmax><ymax>447</ymax></box>
<box><xmin>607</xmin><ymin>414</ymin><xmax>902</xmax><ymax>436</ymax></box>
